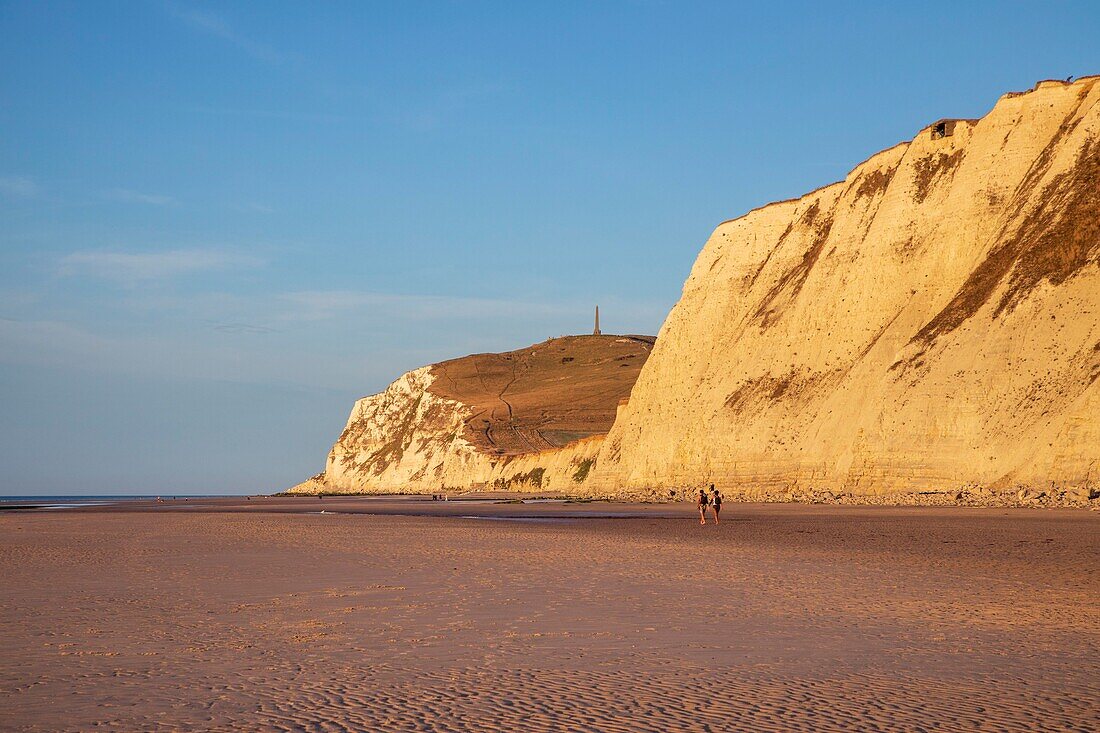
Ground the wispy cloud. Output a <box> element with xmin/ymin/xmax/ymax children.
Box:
<box><xmin>280</xmin><ymin>290</ymin><xmax>575</xmax><ymax>322</ymax></box>
<box><xmin>164</xmin><ymin>1</ymin><xmax>281</xmax><ymax>63</ymax></box>
<box><xmin>231</xmin><ymin>202</ymin><xmax>275</xmax><ymax>214</ymax></box>
<box><xmin>195</xmin><ymin>105</ymin><xmax>345</xmax><ymax>123</ymax></box>
<box><xmin>440</xmin><ymin>81</ymin><xmax>508</xmax><ymax>104</ymax></box>
<box><xmin>105</xmin><ymin>189</ymin><xmax>178</xmax><ymax>206</ymax></box>
<box><xmin>0</xmin><ymin>315</ymin><xmax>376</xmax><ymax>391</ymax></box>
<box><xmin>59</xmin><ymin>249</ymin><xmax>261</xmax><ymax>282</ymax></box>
<box><xmin>325</xmin><ymin>79</ymin><xmax>507</xmax><ymax>133</ymax></box>
<box><xmin>209</xmin><ymin>321</ymin><xmax>277</xmax><ymax>335</ymax></box>
<box><xmin>0</xmin><ymin>286</ymin><xmax>670</xmax><ymax>391</ymax></box>
<box><xmin>396</xmin><ymin>82</ymin><xmax>508</xmax><ymax>132</ymax></box>
<box><xmin>0</xmin><ymin>176</ymin><xmax>39</xmax><ymax>197</ymax></box>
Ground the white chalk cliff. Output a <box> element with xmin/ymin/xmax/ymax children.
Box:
<box><xmin>588</xmin><ymin>77</ymin><xmax>1100</xmax><ymax>500</ymax></box>
<box><xmin>290</xmin><ymin>336</ymin><xmax>648</xmax><ymax>495</ymax></box>
<box><xmin>291</xmin><ymin>78</ymin><xmax>1100</xmax><ymax>505</ymax></box>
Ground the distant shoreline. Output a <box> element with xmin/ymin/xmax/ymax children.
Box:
<box><xmin>3</xmin><ymin>493</ymin><xmax>1096</xmax><ymax>519</ymax></box>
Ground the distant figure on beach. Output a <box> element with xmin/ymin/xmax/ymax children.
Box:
<box><xmin>710</xmin><ymin>485</ymin><xmax>722</xmax><ymax>525</ymax></box>
<box><xmin>697</xmin><ymin>489</ymin><xmax>709</xmax><ymax>525</ymax></box>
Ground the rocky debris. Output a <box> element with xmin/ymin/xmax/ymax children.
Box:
<box><xmin>579</xmin><ymin>484</ymin><xmax>1100</xmax><ymax>509</ymax></box>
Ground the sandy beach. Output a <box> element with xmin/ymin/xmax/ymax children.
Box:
<box><xmin>1</xmin><ymin>497</ymin><xmax>1097</xmax><ymax>732</ymax></box>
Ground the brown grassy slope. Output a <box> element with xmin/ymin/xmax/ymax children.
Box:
<box><xmin>428</xmin><ymin>335</ymin><xmax>655</xmax><ymax>455</ymax></box>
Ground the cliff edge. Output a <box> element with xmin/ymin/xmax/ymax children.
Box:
<box><xmin>291</xmin><ymin>78</ymin><xmax>1099</xmax><ymax>507</ymax></box>
<box><xmin>586</xmin><ymin>77</ymin><xmax>1100</xmax><ymax>504</ymax></box>
<box><xmin>289</xmin><ymin>335</ymin><xmax>653</xmax><ymax>494</ymax></box>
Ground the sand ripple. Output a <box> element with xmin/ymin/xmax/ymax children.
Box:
<box><xmin>2</xmin><ymin>506</ymin><xmax>1097</xmax><ymax>732</ymax></box>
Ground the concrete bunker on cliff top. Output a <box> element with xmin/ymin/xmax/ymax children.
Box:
<box><xmin>930</xmin><ymin>119</ymin><xmax>958</xmax><ymax>139</ymax></box>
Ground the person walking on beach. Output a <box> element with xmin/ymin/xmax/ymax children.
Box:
<box><xmin>710</xmin><ymin>484</ymin><xmax>722</xmax><ymax>525</ymax></box>
<box><xmin>697</xmin><ymin>488</ymin><xmax>710</xmax><ymax>525</ymax></box>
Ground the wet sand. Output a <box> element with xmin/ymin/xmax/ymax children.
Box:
<box><xmin>1</xmin><ymin>497</ymin><xmax>1098</xmax><ymax>732</ymax></box>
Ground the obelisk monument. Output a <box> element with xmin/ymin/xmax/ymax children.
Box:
<box><xmin>593</xmin><ymin>305</ymin><xmax>601</xmax><ymax>336</ymax></box>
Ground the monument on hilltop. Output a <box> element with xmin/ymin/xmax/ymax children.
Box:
<box><xmin>593</xmin><ymin>305</ymin><xmax>601</xmax><ymax>336</ymax></box>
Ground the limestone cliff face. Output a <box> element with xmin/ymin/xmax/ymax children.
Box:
<box><xmin>322</xmin><ymin>367</ymin><xmax>491</xmax><ymax>493</ymax></box>
<box><xmin>289</xmin><ymin>336</ymin><xmax>650</xmax><ymax>495</ymax></box>
<box><xmin>290</xmin><ymin>78</ymin><xmax>1099</xmax><ymax>505</ymax></box>
<box><xmin>311</xmin><ymin>366</ymin><xmax>605</xmax><ymax>494</ymax></box>
<box><xmin>587</xmin><ymin>78</ymin><xmax>1100</xmax><ymax>498</ymax></box>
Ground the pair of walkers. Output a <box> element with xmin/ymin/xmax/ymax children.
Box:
<box><xmin>697</xmin><ymin>484</ymin><xmax>722</xmax><ymax>525</ymax></box>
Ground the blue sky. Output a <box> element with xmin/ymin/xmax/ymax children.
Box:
<box><xmin>2</xmin><ymin>1</ymin><xmax>1098</xmax><ymax>495</ymax></box>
